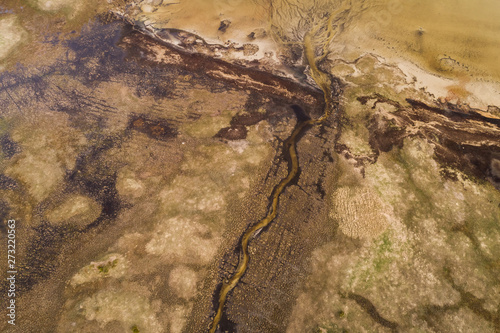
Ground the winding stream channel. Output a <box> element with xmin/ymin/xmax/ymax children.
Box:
<box><xmin>2</xmin><ymin>1</ymin><xmax>500</xmax><ymax>332</ymax></box>
<box><xmin>209</xmin><ymin>23</ymin><xmax>338</xmax><ymax>333</ymax></box>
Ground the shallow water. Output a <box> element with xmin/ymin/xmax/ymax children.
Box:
<box><xmin>147</xmin><ymin>0</ymin><xmax>500</xmax><ymax>83</ymax></box>
<box><xmin>340</xmin><ymin>0</ymin><xmax>500</xmax><ymax>80</ymax></box>
<box><xmin>1</xmin><ymin>1</ymin><xmax>500</xmax><ymax>333</ymax></box>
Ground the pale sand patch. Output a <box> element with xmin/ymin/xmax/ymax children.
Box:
<box><xmin>145</xmin><ymin>216</ymin><xmax>220</xmax><ymax>265</ymax></box>
<box><xmin>330</xmin><ymin>186</ymin><xmax>390</xmax><ymax>240</ymax></box>
<box><xmin>45</xmin><ymin>194</ymin><xmax>102</xmax><ymax>227</ymax></box>
<box><xmin>6</xmin><ymin>112</ymin><xmax>86</xmax><ymax>203</ymax></box>
<box><xmin>0</xmin><ymin>16</ymin><xmax>25</xmax><ymax>63</ymax></box>
<box><xmin>398</xmin><ymin>60</ymin><xmax>500</xmax><ymax>110</ymax></box>
<box><xmin>81</xmin><ymin>289</ymin><xmax>163</xmax><ymax>333</ymax></box>
<box><xmin>70</xmin><ymin>254</ymin><xmax>128</xmax><ymax>286</ymax></box>
<box><xmin>168</xmin><ymin>266</ymin><xmax>198</xmax><ymax>299</ymax></box>
<box><xmin>32</xmin><ymin>0</ymin><xmax>81</xmax><ymax>12</ymax></box>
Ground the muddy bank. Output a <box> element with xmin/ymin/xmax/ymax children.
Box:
<box><xmin>1</xmin><ymin>3</ymin><xmax>500</xmax><ymax>332</ymax></box>
<box><xmin>117</xmin><ymin>26</ymin><xmax>325</xmax><ymax>113</ymax></box>
<box><xmin>0</xmin><ymin>17</ymin><xmax>330</xmax><ymax>333</ymax></box>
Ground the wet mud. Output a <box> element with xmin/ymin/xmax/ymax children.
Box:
<box><xmin>0</xmin><ymin>16</ymin><xmax>334</xmax><ymax>333</ymax></box>
<box><xmin>1</xmin><ymin>8</ymin><xmax>500</xmax><ymax>333</ymax></box>
<box><xmin>358</xmin><ymin>94</ymin><xmax>500</xmax><ymax>190</ymax></box>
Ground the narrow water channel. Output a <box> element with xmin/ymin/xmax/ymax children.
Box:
<box><xmin>209</xmin><ymin>19</ymin><xmax>338</xmax><ymax>333</ymax></box>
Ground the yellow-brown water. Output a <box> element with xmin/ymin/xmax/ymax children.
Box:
<box><xmin>144</xmin><ymin>0</ymin><xmax>500</xmax><ymax>83</ymax></box>
<box><xmin>208</xmin><ymin>16</ymin><xmax>338</xmax><ymax>333</ymax></box>
<box><xmin>2</xmin><ymin>1</ymin><xmax>500</xmax><ymax>332</ymax></box>
<box><xmin>336</xmin><ymin>0</ymin><xmax>500</xmax><ymax>81</ymax></box>
<box><xmin>204</xmin><ymin>1</ymin><xmax>500</xmax><ymax>330</ymax></box>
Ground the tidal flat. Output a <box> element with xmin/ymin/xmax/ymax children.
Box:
<box><xmin>0</xmin><ymin>1</ymin><xmax>499</xmax><ymax>332</ymax></box>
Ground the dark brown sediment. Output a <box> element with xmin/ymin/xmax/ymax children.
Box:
<box><xmin>205</xmin><ymin>24</ymin><xmax>342</xmax><ymax>332</ymax></box>
<box><xmin>2</xmin><ymin>8</ymin><xmax>500</xmax><ymax>333</ymax></box>
<box><xmin>355</xmin><ymin>94</ymin><xmax>500</xmax><ymax>190</ymax></box>
<box><xmin>117</xmin><ymin>27</ymin><xmax>325</xmax><ymax>114</ymax></box>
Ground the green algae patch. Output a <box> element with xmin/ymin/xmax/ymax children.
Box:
<box><xmin>70</xmin><ymin>254</ymin><xmax>128</xmax><ymax>286</ymax></box>
<box><xmin>97</xmin><ymin>259</ymin><xmax>119</xmax><ymax>274</ymax></box>
<box><xmin>289</xmin><ymin>135</ymin><xmax>500</xmax><ymax>332</ymax></box>
<box><xmin>337</xmin><ymin>129</ymin><xmax>372</xmax><ymax>157</ymax></box>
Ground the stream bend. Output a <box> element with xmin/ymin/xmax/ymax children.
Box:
<box><xmin>208</xmin><ymin>28</ymin><xmax>337</xmax><ymax>333</ymax></box>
